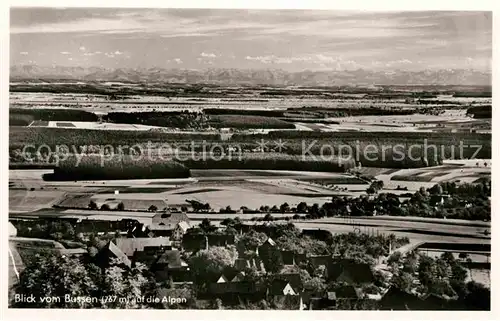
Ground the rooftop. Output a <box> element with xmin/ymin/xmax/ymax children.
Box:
<box><xmin>156</xmin><ymin>250</ymin><xmax>187</xmax><ymax>268</ymax></box>
<box><xmin>115</xmin><ymin>237</ymin><xmax>172</xmax><ymax>257</ymax></box>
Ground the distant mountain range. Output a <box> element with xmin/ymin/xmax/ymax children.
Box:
<box><xmin>10</xmin><ymin>65</ymin><xmax>492</xmax><ymax>86</ymax></box>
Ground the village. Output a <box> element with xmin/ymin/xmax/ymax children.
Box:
<box><xmin>8</xmin><ymin>201</ymin><xmax>490</xmax><ymax>310</ymax></box>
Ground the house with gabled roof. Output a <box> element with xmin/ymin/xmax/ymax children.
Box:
<box><xmin>155</xmin><ymin>249</ymin><xmax>188</xmax><ymax>269</ymax></box>
<box><xmin>216</xmin><ymin>274</ymin><xmax>230</xmax><ymax>283</ymax></box>
<box><xmin>148</xmin><ymin>212</ymin><xmax>191</xmax><ymax>237</ymax></box>
<box><xmin>257</xmin><ymin>237</ymin><xmax>277</xmax><ymax>259</ymax></box>
<box><xmin>151</xmin><ymin>249</ymin><xmax>190</xmax><ymax>284</ymax></box>
<box><xmin>173</xmin><ymin>221</ymin><xmax>191</xmax><ymax>240</ymax></box>
<box><xmin>333</xmin><ymin>285</ymin><xmax>364</xmax><ymax>300</ymax></box>
<box><xmin>281</xmin><ymin>250</ymin><xmax>296</xmax><ymax>265</ymax></box>
<box><xmin>115</xmin><ymin>237</ymin><xmax>173</xmax><ymax>258</ymax></box>
<box><xmin>206</xmin><ymin>281</ymin><xmax>266</xmax><ymax>302</ymax></box>
<box><xmin>268</xmin><ymin>279</ymin><xmax>298</xmax><ymax>296</ymax></box>
<box><xmin>328</xmin><ymin>260</ymin><xmax>374</xmax><ymax>284</ymax></box>
<box><xmin>94</xmin><ymin>241</ymin><xmax>131</xmax><ymax>269</ymax></box>
<box><xmin>274</xmin><ymin>273</ymin><xmax>303</xmax><ymax>293</ymax></box>
<box><xmin>231</xmin><ymin>271</ymin><xmax>246</xmax><ymax>282</ymax></box>
<box><xmin>182</xmin><ymin>233</ymin><xmax>236</xmax><ymax>252</ymax></box>
<box><xmin>381</xmin><ymin>287</ymin><xmax>456</xmax><ymax>310</ymax></box>
<box><xmin>380</xmin><ymin>287</ymin><xmax>425</xmax><ymax>310</ymax></box>
<box><xmin>429</xmin><ymin>194</ymin><xmax>449</xmax><ymax>206</ymax></box>
<box><xmin>234</xmin><ymin>257</ymin><xmax>266</xmax><ymax>273</ymax></box>
<box><xmin>309</xmin><ymin>254</ymin><xmax>333</xmax><ymax>269</ymax></box>
<box><xmin>420</xmin><ymin>293</ymin><xmax>452</xmax><ymax>310</ymax></box>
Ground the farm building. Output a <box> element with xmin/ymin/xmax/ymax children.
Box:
<box><xmin>173</xmin><ymin>221</ymin><xmax>191</xmax><ymax>241</ymax></box>
<box><xmin>272</xmin><ymin>273</ymin><xmax>303</xmax><ymax>294</ymax></box>
<box><xmin>332</xmin><ymin>285</ymin><xmax>364</xmax><ymax>300</ymax></box>
<box><xmin>257</xmin><ymin>237</ymin><xmax>276</xmax><ymax>254</ymax></box>
<box><xmin>151</xmin><ymin>249</ymin><xmax>190</xmax><ymax>283</ymax></box>
<box><xmin>94</xmin><ymin>241</ymin><xmax>132</xmax><ymax>269</ymax></box>
<box><xmin>328</xmin><ymin>261</ymin><xmax>374</xmax><ymax>284</ymax></box>
<box><xmin>147</xmin><ymin>212</ymin><xmax>192</xmax><ymax>237</ymax></box>
<box><xmin>206</xmin><ymin>281</ymin><xmax>265</xmax><ymax>301</ymax></box>
<box><xmin>152</xmin><ymin>211</ymin><xmax>190</xmax><ymax>225</ymax></box>
<box><xmin>380</xmin><ymin>287</ymin><xmax>460</xmax><ymax>310</ymax></box>
<box><xmin>115</xmin><ymin>237</ymin><xmax>173</xmax><ymax>257</ymax></box>
<box><xmin>234</xmin><ymin>257</ymin><xmax>266</xmax><ymax>272</ymax></box>
<box><xmin>182</xmin><ymin>233</ymin><xmax>236</xmax><ymax>252</ymax></box>
<box><xmin>268</xmin><ymin>279</ymin><xmax>298</xmax><ymax>296</ymax></box>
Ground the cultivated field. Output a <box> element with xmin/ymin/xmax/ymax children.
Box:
<box><xmin>8</xmin><ymin>83</ymin><xmax>492</xmax><ymax>256</ymax></box>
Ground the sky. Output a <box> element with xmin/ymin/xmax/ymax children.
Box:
<box><xmin>10</xmin><ymin>8</ymin><xmax>492</xmax><ymax>72</ymax></box>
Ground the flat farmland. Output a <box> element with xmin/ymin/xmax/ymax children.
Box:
<box><xmin>319</xmin><ymin>109</ymin><xmax>490</xmax><ymax>133</ymax></box>
<box><xmin>11</xmin><ymin>169</ymin><xmax>368</xmax><ymax>213</ymax></box>
<box><xmin>294</xmin><ymin>217</ymin><xmax>490</xmax><ymax>244</ymax></box>
<box><xmin>187</xmin><ymin>212</ymin><xmax>308</xmax><ymax>221</ymax></box>
<box><xmin>10</xmin><ymin>169</ymin><xmax>54</xmax><ymax>181</ymax></box>
<box><xmin>9</xmin><ymin>92</ymin><xmax>438</xmax><ymax>113</ymax></box>
<box><xmin>186</xmin><ymin>214</ymin><xmax>490</xmax><ymax>246</ymax></box>
<box><xmin>93</xmin><ymin>184</ymin><xmax>332</xmax><ymax>211</ymax></box>
<box><xmin>29</xmin><ymin>120</ymin><xmax>49</xmax><ymax>127</ymax></box>
<box><xmin>191</xmin><ymin>169</ymin><xmax>314</xmax><ymax>178</ymax></box>
<box><xmin>54</xmin><ymin>192</ymin><xmax>94</xmax><ymax>208</ymax></box>
<box><xmin>372</xmin><ymin>161</ymin><xmax>491</xmax><ymax>191</ymax></box>
<box><xmin>28</xmin><ymin>120</ymin><xmax>171</xmax><ymax>131</ymax></box>
<box><xmin>92</xmin><ymin>198</ymin><xmax>168</xmax><ymax>211</ymax></box>
<box><xmin>11</xmin><ymin>163</ymin><xmax>491</xmax><ymax>215</ymax></box>
<box><xmin>9</xmin><ymin>189</ymin><xmax>66</xmax><ymax>212</ymax></box>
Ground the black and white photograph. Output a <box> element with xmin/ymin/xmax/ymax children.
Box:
<box><xmin>7</xmin><ymin>5</ymin><xmax>492</xmax><ymax>313</ymax></box>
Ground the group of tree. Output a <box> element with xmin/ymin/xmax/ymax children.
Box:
<box><xmin>312</xmin><ymin>180</ymin><xmax>490</xmax><ymax>221</ymax></box>
<box><xmin>13</xmin><ymin>220</ymin><xmax>76</xmax><ymax>241</ymax></box>
<box><xmin>466</xmin><ymin>105</ymin><xmax>492</xmax><ymax>119</ymax></box>
<box><xmin>10</xmin><ymin>253</ymin><xmax>158</xmax><ymax>308</ymax></box>
<box><xmin>389</xmin><ymin>250</ymin><xmax>490</xmax><ymax>310</ymax></box>
<box><xmin>10</xmin><ymin>108</ymin><xmax>99</xmax><ymax>122</ymax></box>
<box><xmin>10</xmin><ymin>218</ymin><xmax>490</xmax><ymax>310</ymax></box>
<box><xmin>49</xmin><ymin>156</ymin><xmax>191</xmax><ymax>181</ymax></box>
<box><xmin>103</xmin><ymin>111</ymin><xmax>208</xmax><ymax>129</ymax></box>
<box><xmin>186</xmin><ymin>199</ymin><xmax>211</xmax><ymax>212</ymax></box>
<box><xmin>366</xmin><ymin>180</ymin><xmax>384</xmax><ymax>195</ymax></box>
<box><xmin>88</xmin><ymin>200</ymin><xmax>125</xmax><ymax>211</ymax></box>
<box><xmin>186</xmin><ymin>178</ymin><xmax>489</xmax><ymax>222</ymax></box>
